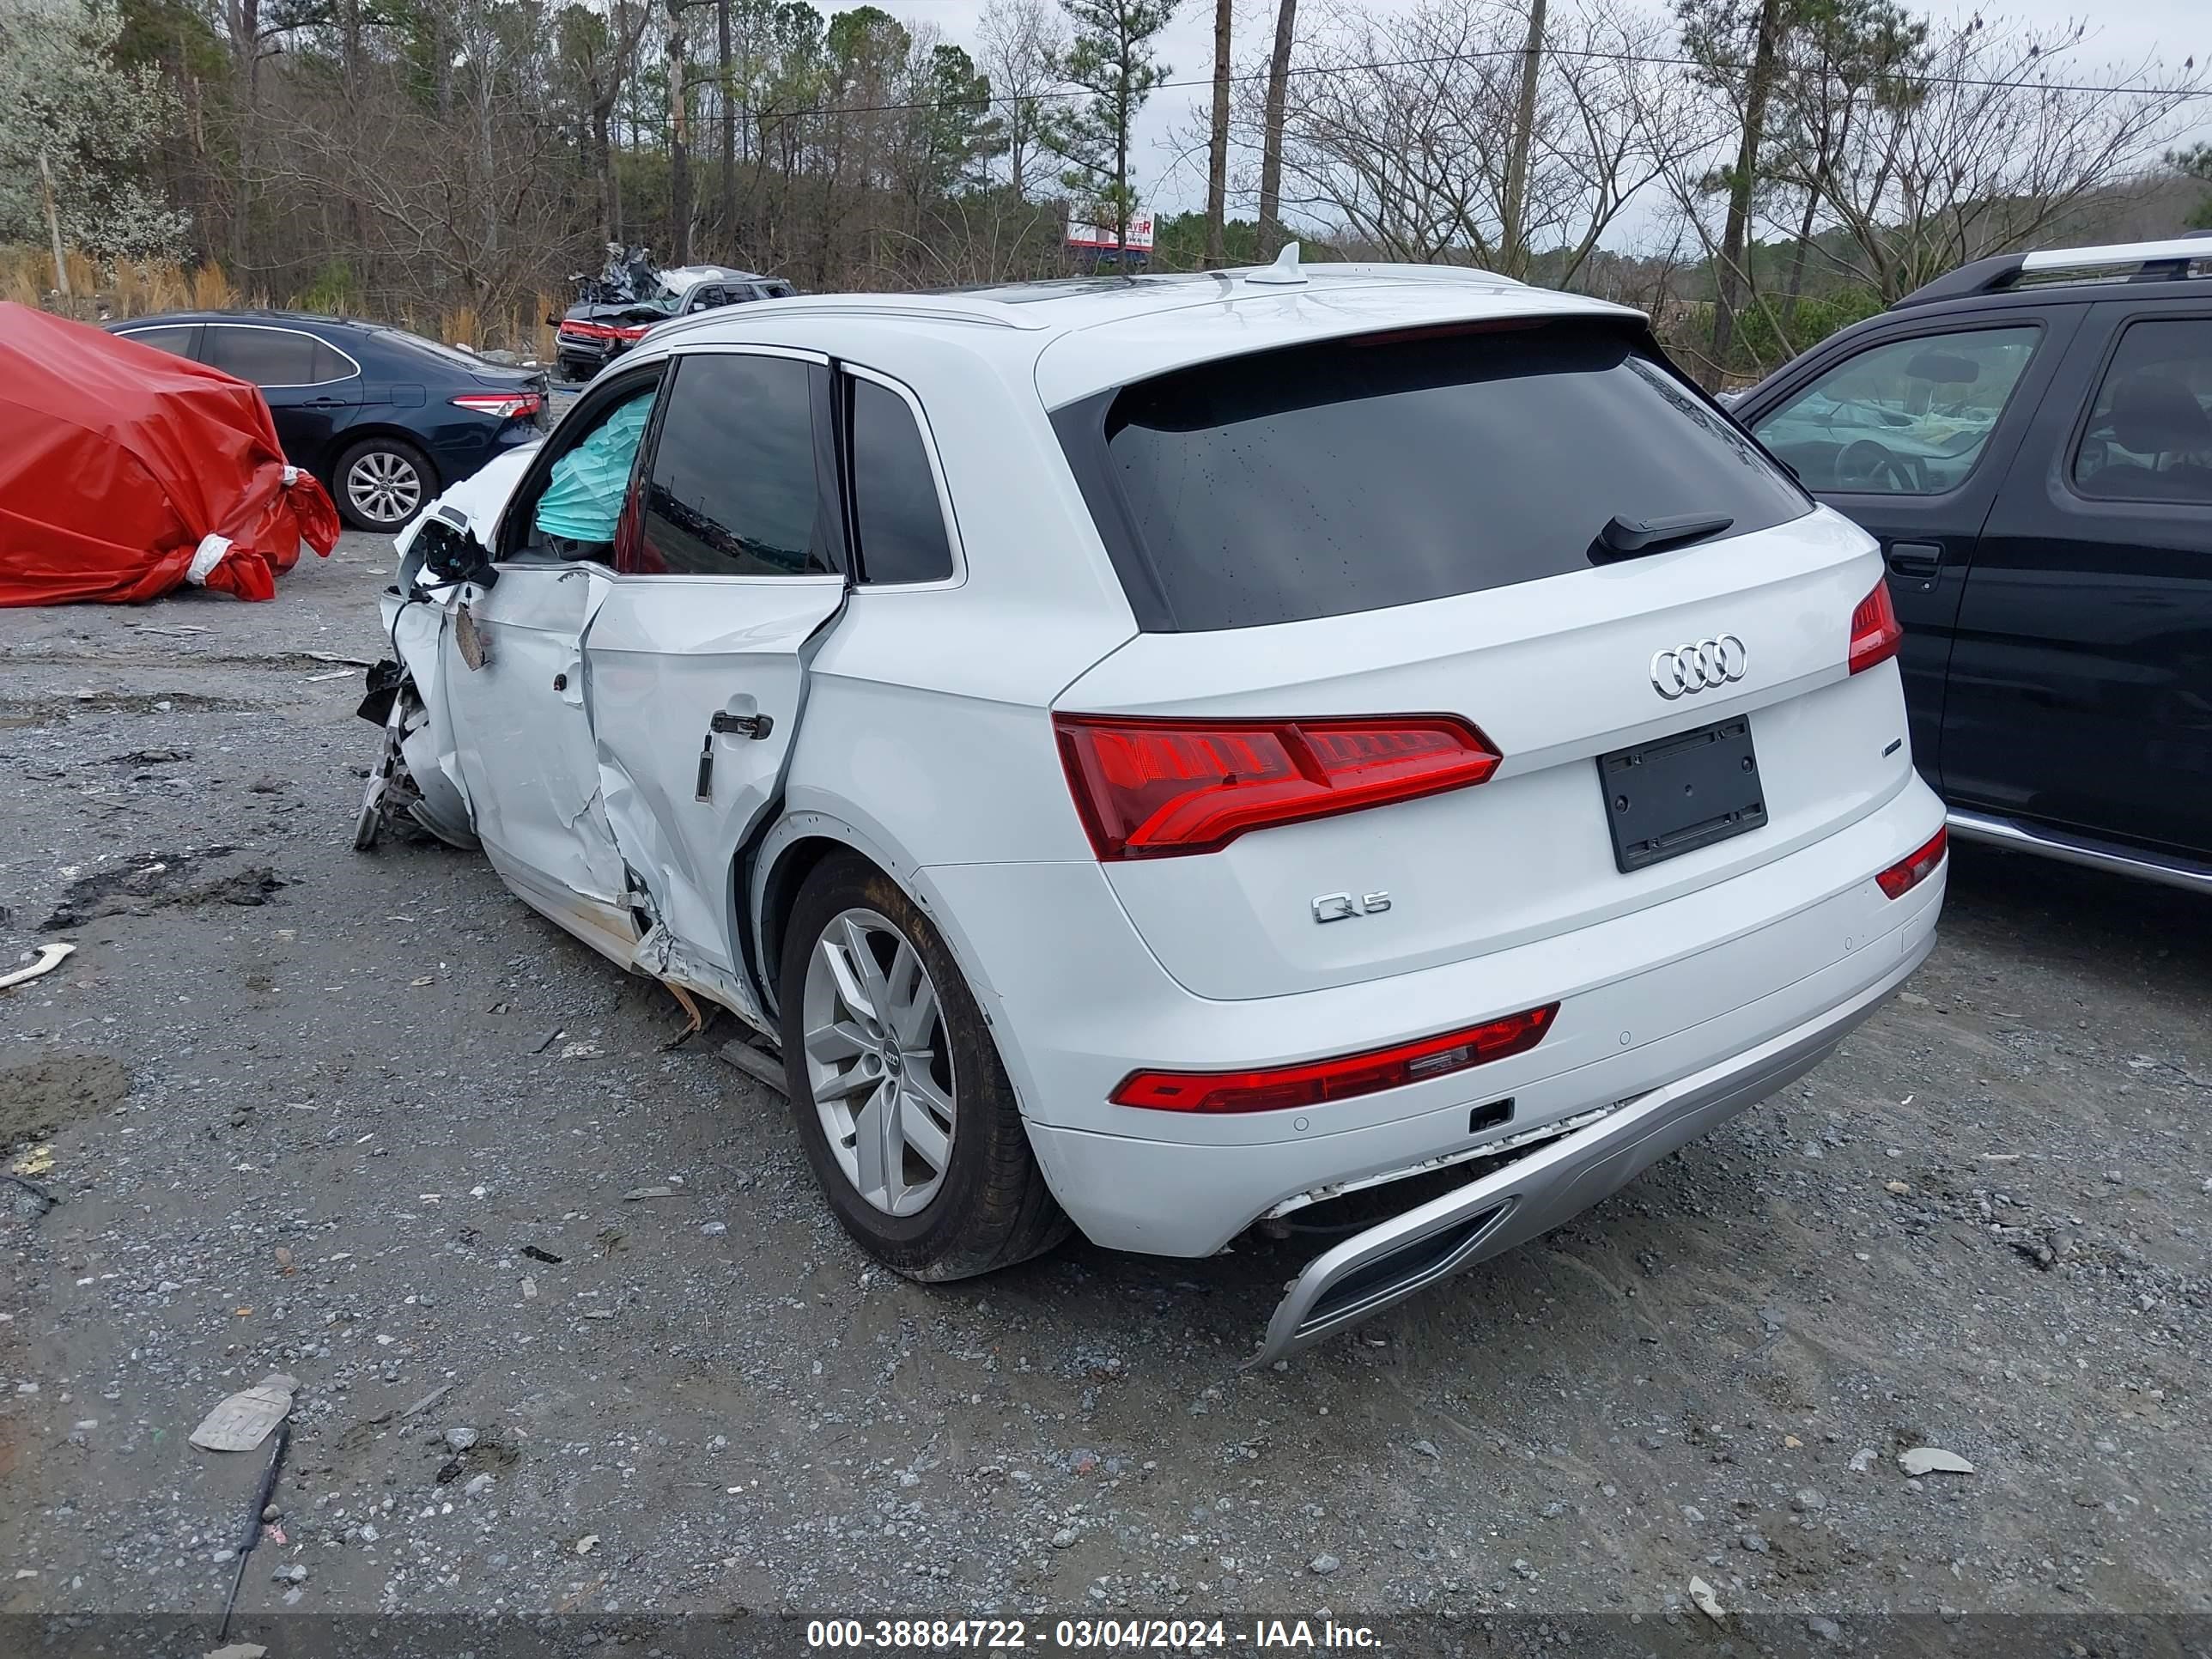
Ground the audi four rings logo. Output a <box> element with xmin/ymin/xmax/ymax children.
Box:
<box><xmin>1650</xmin><ymin>635</ymin><xmax>1749</xmax><ymax>699</ymax></box>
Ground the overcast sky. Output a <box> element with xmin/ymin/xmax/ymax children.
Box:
<box><xmin>905</xmin><ymin>0</ymin><xmax>2212</xmax><ymax>237</ymax></box>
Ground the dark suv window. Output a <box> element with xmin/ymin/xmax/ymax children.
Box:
<box><xmin>204</xmin><ymin>325</ymin><xmax>326</xmax><ymax>386</ymax></box>
<box><xmin>849</xmin><ymin>378</ymin><xmax>954</xmax><ymax>584</ymax></box>
<box><xmin>2072</xmin><ymin>319</ymin><xmax>2212</xmax><ymax>503</ymax></box>
<box><xmin>1057</xmin><ymin>322</ymin><xmax>1808</xmax><ymax>631</ymax></box>
<box><xmin>632</xmin><ymin>353</ymin><xmax>832</xmax><ymax>577</ymax></box>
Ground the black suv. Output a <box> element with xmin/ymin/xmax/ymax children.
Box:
<box><xmin>1732</xmin><ymin>237</ymin><xmax>2212</xmax><ymax>895</ymax></box>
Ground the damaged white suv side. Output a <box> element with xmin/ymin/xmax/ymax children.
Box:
<box><xmin>358</xmin><ymin>258</ymin><xmax>1947</xmax><ymax>1365</ymax></box>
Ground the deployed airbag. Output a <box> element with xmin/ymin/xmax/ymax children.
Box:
<box><xmin>534</xmin><ymin>392</ymin><xmax>653</xmax><ymax>543</ymax></box>
<box><xmin>0</xmin><ymin>302</ymin><xmax>339</xmax><ymax>605</ymax></box>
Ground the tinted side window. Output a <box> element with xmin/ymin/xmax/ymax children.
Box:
<box><xmin>2071</xmin><ymin>318</ymin><xmax>2212</xmax><ymax>504</ymax></box>
<box><xmin>849</xmin><ymin>378</ymin><xmax>954</xmax><ymax>585</ymax></box>
<box><xmin>204</xmin><ymin>325</ymin><xmax>324</xmax><ymax>386</ymax></box>
<box><xmin>1753</xmin><ymin>325</ymin><xmax>2039</xmax><ymax>495</ymax></box>
<box><xmin>119</xmin><ymin>325</ymin><xmax>197</xmax><ymax>359</ymax></box>
<box><xmin>1066</xmin><ymin>322</ymin><xmax>1808</xmax><ymax>632</ymax></box>
<box><xmin>632</xmin><ymin>354</ymin><xmax>830</xmax><ymax>577</ymax></box>
<box><xmin>310</xmin><ymin>340</ymin><xmax>356</xmax><ymax>381</ymax></box>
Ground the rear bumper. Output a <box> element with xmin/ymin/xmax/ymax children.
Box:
<box><xmin>933</xmin><ymin>777</ymin><xmax>1945</xmax><ymax>1257</ymax></box>
<box><xmin>1245</xmin><ymin>928</ymin><xmax>1929</xmax><ymax>1366</ymax></box>
<box><xmin>1023</xmin><ymin>862</ymin><xmax>1939</xmax><ymax>1255</ymax></box>
<box><xmin>555</xmin><ymin>337</ymin><xmax>624</xmax><ymax>374</ymax></box>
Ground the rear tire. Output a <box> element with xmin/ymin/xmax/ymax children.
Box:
<box><xmin>335</xmin><ymin>437</ymin><xmax>436</xmax><ymax>532</ymax></box>
<box><xmin>778</xmin><ymin>854</ymin><xmax>1070</xmax><ymax>1281</ymax></box>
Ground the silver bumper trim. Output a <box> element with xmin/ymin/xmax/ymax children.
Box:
<box><xmin>1247</xmin><ymin>933</ymin><xmax>1935</xmax><ymax>1368</ymax></box>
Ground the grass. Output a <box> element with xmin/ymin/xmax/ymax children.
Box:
<box><xmin>1</xmin><ymin>244</ymin><xmax>550</xmax><ymax>358</ymax></box>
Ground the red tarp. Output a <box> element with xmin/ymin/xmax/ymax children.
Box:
<box><xmin>0</xmin><ymin>301</ymin><xmax>339</xmax><ymax>605</ymax></box>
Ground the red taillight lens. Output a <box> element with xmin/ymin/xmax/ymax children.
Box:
<box><xmin>451</xmin><ymin>392</ymin><xmax>543</xmax><ymax>420</ymax></box>
<box><xmin>1848</xmin><ymin>580</ymin><xmax>1903</xmax><ymax>675</ymax></box>
<box><xmin>1112</xmin><ymin>1004</ymin><xmax>1559</xmax><ymax>1115</ymax></box>
<box><xmin>557</xmin><ymin>320</ymin><xmax>648</xmax><ymax>342</ymax></box>
<box><xmin>1054</xmin><ymin>714</ymin><xmax>1500</xmax><ymax>860</ymax></box>
<box><xmin>1876</xmin><ymin>826</ymin><xmax>1948</xmax><ymax>899</ymax></box>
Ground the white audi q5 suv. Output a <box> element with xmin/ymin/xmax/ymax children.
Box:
<box><xmin>362</xmin><ymin>250</ymin><xmax>1947</xmax><ymax>1364</ymax></box>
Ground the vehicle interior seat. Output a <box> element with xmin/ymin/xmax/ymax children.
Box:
<box><xmin>2095</xmin><ymin>373</ymin><xmax>2212</xmax><ymax>500</ymax></box>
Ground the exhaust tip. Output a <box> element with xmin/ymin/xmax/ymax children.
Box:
<box><xmin>1301</xmin><ymin>1203</ymin><xmax>1512</xmax><ymax>1337</ymax></box>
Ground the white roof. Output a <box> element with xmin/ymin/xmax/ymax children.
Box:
<box><xmin>641</xmin><ymin>260</ymin><xmax>1640</xmax><ymax>407</ymax></box>
<box><xmin>656</xmin><ymin>264</ymin><xmax>775</xmax><ymax>296</ymax></box>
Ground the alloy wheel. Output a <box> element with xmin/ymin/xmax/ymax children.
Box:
<box><xmin>801</xmin><ymin>908</ymin><xmax>957</xmax><ymax>1216</ymax></box>
<box><xmin>347</xmin><ymin>449</ymin><xmax>423</xmax><ymax>525</ymax></box>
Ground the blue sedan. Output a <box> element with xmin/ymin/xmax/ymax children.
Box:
<box><xmin>107</xmin><ymin>311</ymin><xmax>549</xmax><ymax>531</ymax></box>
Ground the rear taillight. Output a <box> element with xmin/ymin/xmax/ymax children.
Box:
<box><xmin>558</xmin><ymin>319</ymin><xmax>648</xmax><ymax>342</ymax></box>
<box><xmin>1876</xmin><ymin>826</ymin><xmax>1947</xmax><ymax>899</ymax></box>
<box><xmin>1054</xmin><ymin>714</ymin><xmax>1501</xmax><ymax>860</ymax></box>
<box><xmin>1111</xmin><ymin>1004</ymin><xmax>1559</xmax><ymax>1114</ymax></box>
<box><xmin>1848</xmin><ymin>580</ymin><xmax>1903</xmax><ymax>674</ymax></box>
<box><xmin>451</xmin><ymin>392</ymin><xmax>543</xmax><ymax>420</ymax></box>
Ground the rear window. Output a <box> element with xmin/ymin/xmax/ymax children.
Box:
<box><xmin>385</xmin><ymin>330</ymin><xmax>497</xmax><ymax>370</ymax></box>
<box><xmin>1057</xmin><ymin>322</ymin><xmax>1810</xmax><ymax>631</ymax></box>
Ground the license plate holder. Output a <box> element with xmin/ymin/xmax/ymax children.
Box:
<box><xmin>1598</xmin><ymin>716</ymin><xmax>1766</xmax><ymax>873</ymax></box>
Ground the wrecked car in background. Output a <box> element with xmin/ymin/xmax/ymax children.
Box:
<box><xmin>553</xmin><ymin>246</ymin><xmax>796</xmax><ymax>383</ymax></box>
<box><xmin>0</xmin><ymin>301</ymin><xmax>339</xmax><ymax>606</ymax></box>
<box><xmin>354</xmin><ymin>255</ymin><xmax>1946</xmax><ymax>1364</ymax></box>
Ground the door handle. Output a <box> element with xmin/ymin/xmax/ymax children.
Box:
<box><xmin>1885</xmin><ymin>542</ymin><xmax>1944</xmax><ymax>579</ymax></box>
<box><xmin>696</xmin><ymin>708</ymin><xmax>775</xmax><ymax>801</ymax></box>
<box><xmin>710</xmin><ymin>710</ymin><xmax>774</xmax><ymax>739</ymax></box>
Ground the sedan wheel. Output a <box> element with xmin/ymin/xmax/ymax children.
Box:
<box><xmin>802</xmin><ymin>908</ymin><xmax>957</xmax><ymax>1217</ymax></box>
<box><xmin>340</xmin><ymin>443</ymin><xmax>427</xmax><ymax>528</ymax></box>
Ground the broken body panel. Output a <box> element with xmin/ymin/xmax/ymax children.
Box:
<box><xmin>379</xmin><ymin>450</ymin><xmax>840</xmax><ymax>1039</ymax></box>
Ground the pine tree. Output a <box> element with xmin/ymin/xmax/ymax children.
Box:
<box><xmin>1040</xmin><ymin>0</ymin><xmax>1176</xmax><ymax>256</ymax></box>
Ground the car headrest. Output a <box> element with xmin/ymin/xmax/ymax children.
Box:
<box><xmin>2110</xmin><ymin>373</ymin><xmax>2212</xmax><ymax>456</ymax></box>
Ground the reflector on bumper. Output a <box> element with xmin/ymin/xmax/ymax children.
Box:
<box><xmin>1112</xmin><ymin>1004</ymin><xmax>1558</xmax><ymax>1115</ymax></box>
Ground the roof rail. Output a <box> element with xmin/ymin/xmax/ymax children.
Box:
<box><xmin>1894</xmin><ymin>234</ymin><xmax>2212</xmax><ymax>308</ymax></box>
<box><xmin>1317</xmin><ymin>260</ymin><xmax>1527</xmax><ymax>287</ymax></box>
<box><xmin>645</xmin><ymin>294</ymin><xmax>1048</xmax><ymax>343</ymax></box>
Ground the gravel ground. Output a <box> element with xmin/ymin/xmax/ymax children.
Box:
<box><xmin>3</xmin><ymin>532</ymin><xmax>2209</xmax><ymax>1645</ymax></box>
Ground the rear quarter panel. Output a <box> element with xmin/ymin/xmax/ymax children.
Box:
<box><xmin>764</xmin><ymin>339</ymin><xmax>1139</xmax><ymax>1001</ymax></box>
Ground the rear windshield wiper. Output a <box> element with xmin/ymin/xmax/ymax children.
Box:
<box><xmin>1589</xmin><ymin>512</ymin><xmax>1735</xmax><ymax>564</ymax></box>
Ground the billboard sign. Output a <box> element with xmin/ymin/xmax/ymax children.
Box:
<box><xmin>1066</xmin><ymin>212</ymin><xmax>1156</xmax><ymax>252</ymax></box>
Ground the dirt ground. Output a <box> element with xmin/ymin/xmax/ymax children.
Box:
<box><xmin>3</xmin><ymin>533</ymin><xmax>2209</xmax><ymax>1650</ymax></box>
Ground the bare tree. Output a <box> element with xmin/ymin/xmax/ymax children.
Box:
<box><xmin>1255</xmin><ymin>0</ymin><xmax>1298</xmax><ymax>254</ymax></box>
<box><xmin>976</xmin><ymin>0</ymin><xmax>1066</xmax><ymax>198</ymax></box>
<box><xmin>1250</xmin><ymin>0</ymin><xmax>1698</xmax><ymax>278</ymax></box>
<box><xmin>1678</xmin><ymin>0</ymin><xmax>1787</xmax><ymax>376</ymax></box>
<box><xmin>1498</xmin><ymin>0</ymin><xmax>1546</xmax><ymax>275</ymax></box>
<box><xmin>1204</xmin><ymin>0</ymin><xmax>1231</xmax><ymax>264</ymax></box>
<box><xmin>1808</xmin><ymin>16</ymin><xmax>2206</xmax><ymax>300</ymax></box>
<box><xmin>668</xmin><ymin>0</ymin><xmax>694</xmax><ymax>264</ymax></box>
